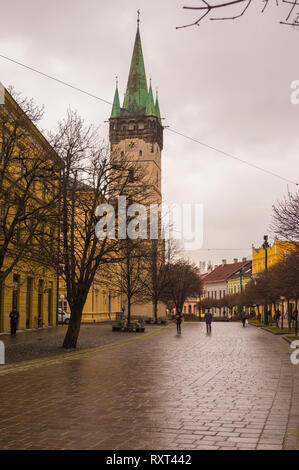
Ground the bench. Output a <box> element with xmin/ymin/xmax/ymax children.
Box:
<box><xmin>112</xmin><ymin>322</ymin><xmax>145</xmax><ymax>333</ymax></box>
<box><xmin>125</xmin><ymin>322</ymin><xmax>145</xmax><ymax>333</ymax></box>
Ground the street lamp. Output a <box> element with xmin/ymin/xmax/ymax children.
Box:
<box><xmin>239</xmin><ymin>268</ymin><xmax>243</xmax><ymax>293</ymax></box>
<box><xmin>238</xmin><ymin>268</ymin><xmax>243</xmax><ymax>315</ymax></box>
<box><xmin>280</xmin><ymin>296</ymin><xmax>285</xmax><ymax>330</ymax></box>
<box><xmin>262</xmin><ymin>235</ymin><xmax>270</xmax><ymax>326</ymax></box>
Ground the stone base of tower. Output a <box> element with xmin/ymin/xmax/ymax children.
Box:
<box><xmin>129</xmin><ymin>301</ymin><xmax>166</xmax><ymax>320</ymax></box>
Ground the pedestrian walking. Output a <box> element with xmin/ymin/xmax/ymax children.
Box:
<box><xmin>175</xmin><ymin>312</ymin><xmax>182</xmax><ymax>334</ymax></box>
<box><xmin>9</xmin><ymin>307</ymin><xmax>20</xmax><ymax>336</ymax></box>
<box><xmin>204</xmin><ymin>310</ymin><xmax>213</xmax><ymax>333</ymax></box>
<box><xmin>275</xmin><ymin>308</ymin><xmax>281</xmax><ymax>328</ymax></box>
<box><xmin>292</xmin><ymin>309</ymin><xmax>298</xmax><ymax>334</ymax></box>
<box><xmin>241</xmin><ymin>310</ymin><xmax>247</xmax><ymax>328</ymax></box>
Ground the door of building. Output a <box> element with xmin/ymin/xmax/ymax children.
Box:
<box><xmin>12</xmin><ymin>274</ymin><xmax>20</xmax><ymax>310</ymax></box>
<box><xmin>26</xmin><ymin>277</ymin><xmax>33</xmax><ymax>329</ymax></box>
<box><xmin>47</xmin><ymin>282</ymin><xmax>53</xmax><ymax>326</ymax></box>
<box><xmin>37</xmin><ymin>280</ymin><xmax>43</xmax><ymax>328</ymax></box>
<box><xmin>0</xmin><ymin>277</ymin><xmax>3</xmax><ymax>332</ymax></box>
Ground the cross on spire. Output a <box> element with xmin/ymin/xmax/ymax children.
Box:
<box><xmin>137</xmin><ymin>9</ymin><xmax>140</xmax><ymax>27</ymax></box>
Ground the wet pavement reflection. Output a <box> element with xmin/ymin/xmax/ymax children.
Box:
<box><xmin>0</xmin><ymin>323</ymin><xmax>298</xmax><ymax>450</ymax></box>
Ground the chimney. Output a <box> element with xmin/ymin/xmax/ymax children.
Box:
<box><xmin>233</xmin><ymin>258</ymin><xmax>238</xmax><ymax>264</ymax></box>
<box><xmin>222</xmin><ymin>259</ymin><xmax>227</xmax><ymax>265</ymax></box>
<box><xmin>242</xmin><ymin>257</ymin><xmax>247</xmax><ymax>262</ymax></box>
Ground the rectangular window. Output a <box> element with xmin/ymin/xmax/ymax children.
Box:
<box><xmin>1</xmin><ymin>136</ymin><xmax>8</xmax><ymax>165</ymax></box>
<box><xmin>26</xmin><ymin>277</ymin><xmax>33</xmax><ymax>329</ymax></box>
<box><xmin>12</xmin><ymin>274</ymin><xmax>20</xmax><ymax>310</ymax></box>
<box><xmin>18</xmin><ymin>151</ymin><xmax>23</xmax><ymax>177</ymax></box>
<box><xmin>129</xmin><ymin>169</ymin><xmax>134</xmax><ymax>182</ymax></box>
<box><xmin>38</xmin><ymin>280</ymin><xmax>44</xmax><ymax>327</ymax></box>
<box><xmin>0</xmin><ymin>273</ymin><xmax>3</xmax><ymax>332</ymax></box>
<box><xmin>0</xmin><ymin>200</ymin><xmax>4</xmax><ymax>221</ymax></box>
<box><xmin>48</xmin><ymin>281</ymin><xmax>53</xmax><ymax>326</ymax></box>
<box><xmin>15</xmin><ymin>224</ymin><xmax>21</xmax><ymax>245</ymax></box>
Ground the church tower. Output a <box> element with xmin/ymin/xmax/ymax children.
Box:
<box><xmin>109</xmin><ymin>19</ymin><xmax>163</xmax><ymax>207</ymax></box>
<box><xmin>109</xmin><ymin>18</ymin><xmax>165</xmax><ymax>320</ymax></box>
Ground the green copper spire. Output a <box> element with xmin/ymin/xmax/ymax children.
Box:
<box><xmin>111</xmin><ymin>80</ymin><xmax>121</xmax><ymax>118</ymax></box>
<box><xmin>123</xmin><ymin>26</ymin><xmax>148</xmax><ymax>114</ymax></box>
<box><xmin>155</xmin><ymin>90</ymin><xmax>162</xmax><ymax>124</ymax></box>
<box><xmin>146</xmin><ymin>81</ymin><xmax>156</xmax><ymax>116</ymax></box>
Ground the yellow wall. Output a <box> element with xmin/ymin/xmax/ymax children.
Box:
<box><xmin>252</xmin><ymin>240</ymin><xmax>296</xmax><ymax>275</ymax></box>
<box><xmin>59</xmin><ymin>278</ymin><xmax>121</xmax><ymax>323</ymax></box>
<box><xmin>0</xmin><ymin>87</ymin><xmax>60</xmax><ymax>333</ymax></box>
<box><xmin>227</xmin><ymin>276</ymin><xmax>251</xmax><ymax>295</ymax></box>
<box><xmin>0</xmin><ymin>261</ymin><xmax>57</xmax><ymax>332</ymax></box>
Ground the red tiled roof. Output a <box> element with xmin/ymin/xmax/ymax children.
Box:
<box><xmin>203</xmin><ymin>261</ymin><xmax>251</xmax><ymax>284</ymax></box>
<box><xmin>200</xmin><ymin>273</ymin><xmax>209</xmax><ymax>280</ymax></box>
<box><xmin>228</xmin><ymin>261</ymin><xmax>252</xmax><ymax>280</ymax></box>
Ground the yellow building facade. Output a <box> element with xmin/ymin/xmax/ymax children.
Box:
<box><xmin>252</xmin><ymin>239</ymin><xmax>296</xmax><ymax>275</ymax></box>
<box><xmin>227</xmin><ymin>275</ymin><xmax>251</xmax><ymax>295</ymax></box>
<box><xmin>59</xmin><ymin>277</ymin><xmax>121</xmax><ymax>323</ymax></box>
<box><xmin>1</xmin><ymin>265</ymin><xmax>58</xmax><ymax>332</ymax></box>
<box><xmin>252</xmin><ymin>239</ymin><xmax>297</xmax><ymax>320</ymax></box>
<box><xmin>0</xmin><ymin>87</ymin><xmax>60</xmax><ymax>333</ymax></box>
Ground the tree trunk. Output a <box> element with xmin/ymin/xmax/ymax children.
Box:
<box><xmin>62</xmin><ymin>305</ymin><xmax>83</xmax><ymax>349</ymax></box>
<box><xmin>287</xmin><ymin>299</ymin><xmax>291</xmax><ymax>331</ymax></box>
<box><xmin>127</xmin><ymin>298</ymin><xmax>131</xmax><ymax>326</ymax></box>
<box><xmin>153</xmin><ymin>299</ymin><xmax>158</xmax><ymax>323</ymax></box>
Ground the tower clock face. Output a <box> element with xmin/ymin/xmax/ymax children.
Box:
<box><xmin>129</xmin><ymin>141</ymin><xmax>135</xmax><ymax>149</ymax></box>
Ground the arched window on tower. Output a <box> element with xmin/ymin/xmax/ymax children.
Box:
<box><xmin>121</xmin><ymin>151</ymin><xmax>124</xmax><ymax>158</ymax></box>
<box><xmin>139</xmin><ymin>150</ymin><xmax>142</xmax><ymax>157</ymax></box>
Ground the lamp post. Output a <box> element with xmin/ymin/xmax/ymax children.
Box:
<box><xmin>262</xmin><ymin>235</ymin><xmax>270</xmax><ymax>326</ymax></box>
<box><xmin>239</xmin><ymin>268</ymin><xmax>243</xmax><ymax>315</ymax></box>
<box><xmin>280</xmin><ymin>296</ymin><xmax>285</xmax><ymax>329</ymax></box>
<box><xmin>239</xmin><ymin>268</ymin><xmax>243</xmax><ymax>293</ymax></box>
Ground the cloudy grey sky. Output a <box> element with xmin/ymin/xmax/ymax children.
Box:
<box><xmin>1</xmin><ymin>1</ymin><xmax>299</xmax><ymax>267</ymax></box>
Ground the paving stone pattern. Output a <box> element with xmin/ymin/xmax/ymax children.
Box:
<box><xmin>0</xmin><ymin>323</ymin><xmax>298</xmax><ymax>450</ymax></box>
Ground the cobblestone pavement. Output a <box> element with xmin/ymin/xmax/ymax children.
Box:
<box><xmin>1</xmin><ymin>323</ymin><xmax>164</xmax><ymax>364</ymax></box>
<box><xmin>0</xmin><ymin>322</ymin><xmax>298</xmax><ymax>450</ymax></box>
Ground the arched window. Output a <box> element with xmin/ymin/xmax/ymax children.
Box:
<box><xmin>139</xmin><ymin>150</ymin><xmax>142</xmax><ymax>157</ymax></box>
<box><xmin>121</xmin><ymin>151</ymin><xmax>124</xmax><ymax>158</ymax></box>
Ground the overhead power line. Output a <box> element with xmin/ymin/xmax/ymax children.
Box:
<box><xmin>166</xmin><ymin>128</ymin><xmax>298</xmax><ymax>186</ymax></box>
<box><xmin>0</xmin><ymin>53</ymin><xmax>112</xmax><ymax>106</ymax></box>
<box><xmin>0</xmin><ymin>52</ymin><xmax>298</xmax><ymax>186</ymax></box>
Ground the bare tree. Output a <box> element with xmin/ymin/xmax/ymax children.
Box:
<box><xmin>47</xmin><ymin>109</ymin><xmax>152</xmax><ymax>348</ymax></box>
<box><xmin>0</xmin><ymin>87</ymin><xmax>61</xmax><ymax>285</ymax></box>
<box><xmin>161</xmin><ymin>259</ymin><xmax>202</xmax><ymax>314</ymax></box>
<box><xmin>105</xmin><ymin>238</ymin><xmax>150</xmax><ymax>326</ymax></box>
<box><xmin>271</xmin><ymin>189</ymin><xmax>299</xmax><ymax>246</ymax></box>
<box><xmin>141</xmin><ymin>237</ymin><xmax>179</xmax><ymax>323</ymax></box>
<box><xmin>177</xmin><ymin>0</ymin><xmax>299</xmax><ymax>29</ymax></box>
